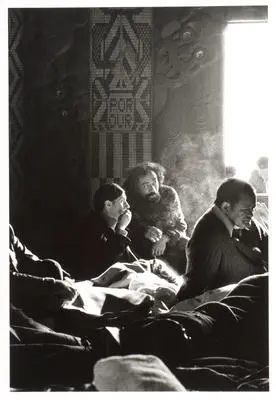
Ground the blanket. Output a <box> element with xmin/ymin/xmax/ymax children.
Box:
<box><xmin>57</xmin><ymin>263</ymin><xmax>249</xmax><ymax>331</ymax></box>
<box><xmin>10</xmin><ymin>271</ymin><xmax>268</xmax><ymax>392</ymax></box>
<box><xmin>170</xmin><ymin>283</ymin><xmax>236</xmax><ymax>312</ymax></box>
<box><xmin>89</xmin><ymin>260</ymin><xmax>183</xmax><ymax>308</ymax></box>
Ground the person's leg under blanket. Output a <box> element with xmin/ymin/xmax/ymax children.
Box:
<box><xmin>10</xmin><ymin>305</ymin><xmax>121</xmax><ymax>389</ymax></box>
<box><xmin>10</xmin><ymin>343</ymin><xmax>98</xmax><ymax>389</ymax></box>
<box><xmin>156</xmin><ymin>272</ymin><xmax>268</xmax><ymax>364</ymax></box>
<box><xmin>120</xmin><ymin>273</ymin><xmax>268</xmax><ymax>367</ymax></box>
<box><xmin>195</xmin><ymin>272</ymin><xmax>268</xmax><ymax>364</ymax></box>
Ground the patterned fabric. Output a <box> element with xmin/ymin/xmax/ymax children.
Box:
<box><xmin>9</xmin><ymin>9</ymin><xmax>25</xmax><ymax>214</ymax></box>
<box><xmin>89</xmin><ymin>8</ymin><xmax>153</xmax><ymax>194</ymax></box>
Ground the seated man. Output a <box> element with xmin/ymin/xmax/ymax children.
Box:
<box><xmin>123</xmin><ymin>162</ymin><xmax>188</xmax><ymax>274</ymax></box>
<box><xmin>71</xmin><ymin>183</ymin><xmax>132</xmax><ymax>280</ymax></box>
<box><xmin>9</xmin><ymin>225</ymin><xmax>121</xmax><ymax>390</ymax></box>
<box><xmin>10</xmin><ymin>224</ymin><xmax>77</xmax><ymax>319</ymax></box>
<box><xmin>180</xmin><ymin>178</ymin><xmax>268</xmax><ymax>299</ymax></box>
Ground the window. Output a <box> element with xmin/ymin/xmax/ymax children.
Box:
<box><xmin>223</xmin><ymin>21</ymin><xmax>269</xmax><ymax>181</ymax></box>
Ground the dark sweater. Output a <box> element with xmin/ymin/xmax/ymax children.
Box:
<box><xmin>182</xmin><ymin>209</ymin><xmax>268</xmax><ymax>299</ymax></box>
<box><xmin>71</xmin><ymin>211</ymin><xmax>131</xmax><ymax>280</ymax></box>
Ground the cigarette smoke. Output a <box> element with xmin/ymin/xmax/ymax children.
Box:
<box><xmin>161</xmin><ymin>130</ymin><xmax>224</xmax><ymax>235</ymax></box>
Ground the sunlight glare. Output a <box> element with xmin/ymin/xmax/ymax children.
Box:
<box><xmin>223</xmin><ymin>22</ymin><xmax>269</xmax><ymax>180</ymax></box>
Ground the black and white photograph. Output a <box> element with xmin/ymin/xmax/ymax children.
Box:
<box><xmin>1</xmin><ymin>0</ymin><xmax>273</xmax><ymax>393</ymax></box>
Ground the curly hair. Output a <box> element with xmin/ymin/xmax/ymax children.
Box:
<box><xmin>123</xmin><ymin>162</ymin><xmax>166</xmax><ymax>195</ymax></box>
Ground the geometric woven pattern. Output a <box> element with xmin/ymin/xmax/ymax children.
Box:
<box><xmin>9</xmin><ymin>9</ymin><xmax>24</xmax><ymax>214</ymax></box>
<box><xmin>89</xmin><ymin>8</ymin><xmax>153</xmax><ymax>194</ymax></box>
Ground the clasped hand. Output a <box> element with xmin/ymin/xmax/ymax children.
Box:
<box><xmin>145</xmin><ymin>226</ymin><xmax>169</xmax><ymax>257</ymax></box>
<box><xmin>145</xmin><ymin>226</ymin><xmax>163</xmax><ymax>243</ymax></box>
<box><xmin>117</xmin><ymin>210</ymin><xmax>132</xmax><ymax>231</ymax></box>
<box><xmin>152</xmin><ymin>234</ymin><xmax>169</xmax><ymax>257</ymax></box>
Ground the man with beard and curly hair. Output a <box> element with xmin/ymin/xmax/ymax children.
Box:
<box><xmin>123</xmin><ymin>162</ymin><xmax>189</xmax><ymax>274</ymax></box>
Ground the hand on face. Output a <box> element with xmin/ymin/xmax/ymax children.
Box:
<box><xmin>107</xmin><ymin>191</ymin><xmax>130</xmax><ymax>223</ymax></box>
<box><xmin>145</xmin><ymin>226</ymin><xmax>163</xmax><ymax>243</ymax></box>
<box><xmin>235</xmin><ymin>205</ymin><xmax>255</xmax><ymax>230</ymax></box>
<box><xmin>117</xmin><ymin>209</ymin><xmax>132</xmax><ymax>230</ymax></box>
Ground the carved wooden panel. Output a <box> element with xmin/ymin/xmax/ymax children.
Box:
<box><xmin>89</xmin><ymin>8</ymin><xmax>153</xmax><ymax>195</ymax></box>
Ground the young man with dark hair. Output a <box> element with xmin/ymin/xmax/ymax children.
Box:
<box><xmin>71</xmin><ymin>183</ymin><xmax>132</xmax><ymax>280</ymax></box>
<box><xmin>180</xmin><ymin>178</ymin><xmax>268</xmax><ymax>299</ymax></box>
<box><xmin>123</xmin><ymin>162</ymin><xmax>188</xmax><ymax>274</ymax></box>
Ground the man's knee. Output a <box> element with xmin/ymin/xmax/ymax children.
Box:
<box><xmin>39</xmin><ymin>259</ymin><xmax>63</xmax><ymax>280</ymax></box>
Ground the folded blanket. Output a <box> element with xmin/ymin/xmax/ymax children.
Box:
<box><xmin>68</xmin><ymin>281</ymin><xmax>153</xmax><ymax>316</ymax></box>
<box><xmin>90</xmin><ymin>261</ymin><xmax>182</xmax><ymax>308</ymax></box>
<box><xmin>52</xmin><ymin>282</ymin><xmax>154</xmax><ymax>338</ymax></box>
<box><xmin>171</xmin><ymin>283</ymin><xmax>236</xmax><ymax>312</ymax></box>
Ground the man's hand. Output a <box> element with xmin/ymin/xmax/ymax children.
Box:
<box><xmin>117</xmin><ymin>210</ymin><xmax>132</xmax><ymax>231</ymax></box>
<box><xmin>145</xmin><ymin>226</ymin><xmax>163</xmax><ymax>243</ymax></box>
<box><xmin>41</xmin><ymin>280</ymin><xmax>78</xmax><ymax>311</ymax></box>
<box><xmin>52</xmin><ymin>280</ymin><xmax>77</xmax><ymax>300</ymax></box>
<box><xmin>152</xmin><ymin>234</ymin><xmax>169</xmax><ymax>257</ymax></box>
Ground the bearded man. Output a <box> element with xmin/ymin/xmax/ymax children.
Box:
<box><xmin>123</xmin><ymin>162</ymin><xmax>188</xmax><ymax>274</ymax></box>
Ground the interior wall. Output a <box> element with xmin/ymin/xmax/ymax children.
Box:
<box><xmin>9</xmin><ymin>8</ymin><xmax>91</xmax><ymax>257</ymax></box>
<box><xmin>9</xmin><ymin>9</ymin><xmax>24</xmax><ymax>231</ymax></box>
<box><xmin>152</xmin><ymin>7</ymin><xmax>225</xmax><ymax>235</ymax></box>
<box><xmin>9</xmin><ymin>7</ymin><xmax>154</xmax><ymax>260</ymax></box>
<box><xmin>152</xmin><ymin>5</ymin><xmax>268</xmax><ymax>234</ymax></box>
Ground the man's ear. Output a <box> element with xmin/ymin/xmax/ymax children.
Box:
<box><xmin>221</xmin><ymin>201</ymin><xmax>231</xmax><ymax>214</ymax></box>
<box><xmin>104</xmin><ymin>200</ymin><xmax>113</xmax><ymax>210</ymax></box>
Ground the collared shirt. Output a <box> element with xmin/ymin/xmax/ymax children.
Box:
<box><xmin>212</xmin><ymin>204</ymin><xmax>235</xmax><ymax>237</ymax></box>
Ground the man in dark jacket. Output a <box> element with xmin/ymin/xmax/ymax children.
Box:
<box><xmin>71</xmin><ymin>183</ymin><xmax>132</xmax><ymax>280</ymax></box>
<box><xmin>9</xmin><ymin>225</ymin><xmax>122</xmax><ymax>390</ymax></box>
<box><xmin>10</xmin><ymin>224</ymin><xmax>77</xmax><ymax>317</ymax></box>
<box><xmin>180</xmin><ymin>178</ymin><xmax>268</xmax><ymax>299</ymax></box>
<box><xmin>123</xmin><ymin>162</ymin><xmax>189</xmax><ymax>274</ymax></box>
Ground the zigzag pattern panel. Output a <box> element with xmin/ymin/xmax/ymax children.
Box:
<box><xmin>9</xmin><ymin>9</ymin><xmax>24</xmax><ymax>213</ymax></box>
<box><xmin>89</xmin><ymin>8</ymin><xmax>153</xmax><ymax>192</ymax></box>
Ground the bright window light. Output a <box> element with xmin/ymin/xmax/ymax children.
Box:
<box><xmin>223</xmin><ymin>22</ymin><xmax>269</xmax><ymax>180</ymax></box>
